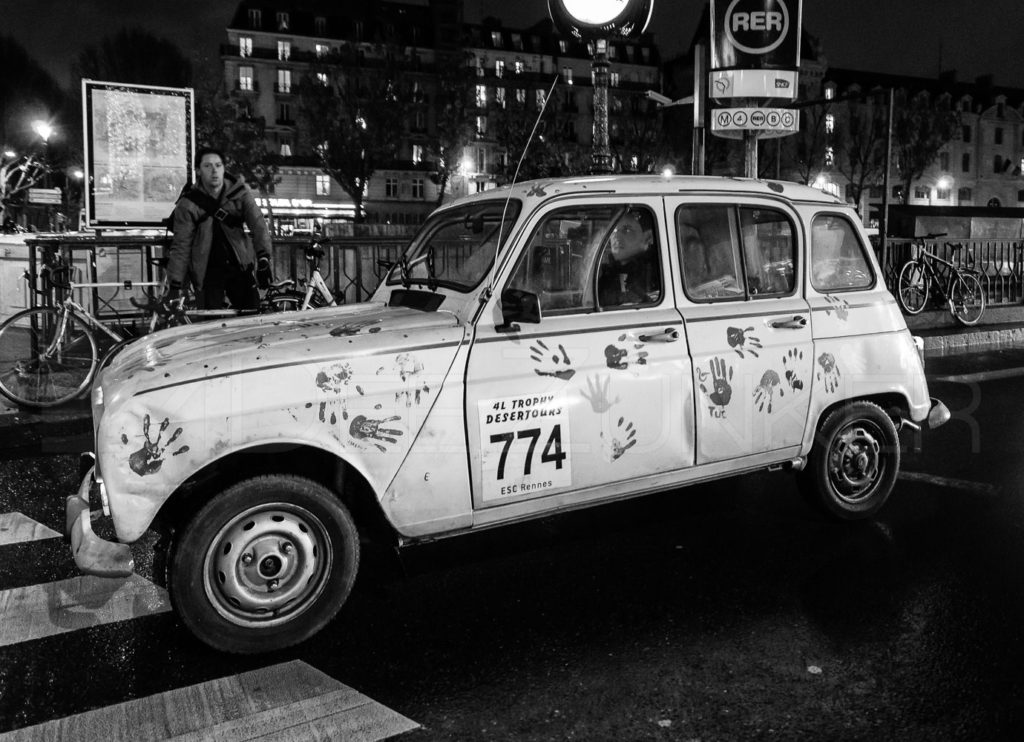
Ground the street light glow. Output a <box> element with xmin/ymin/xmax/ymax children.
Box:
<box><xmin>32</xmin><ymin>120</ymin><xmax>54</xmax><ymax>142</ymax></box>
<box><xmin>937</xmin><ymin>175</ymin><xmax>952</xmax><ymax>190</ymax></box>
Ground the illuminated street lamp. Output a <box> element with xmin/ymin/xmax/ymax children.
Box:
<box><xmin>548</xmin><ymin>0</ymin><xmax>653</xmax><ymax>174</ymax></box>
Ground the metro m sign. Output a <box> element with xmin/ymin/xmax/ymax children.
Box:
<box><xmin>711</xmin><ymin>0</ymin><xmax>802</xmax><ymax>70</ymax></box>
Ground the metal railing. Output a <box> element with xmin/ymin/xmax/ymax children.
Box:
<box><xmin>879</xmin><ymin>238</ymin><xmax>1024</xmax><ymax>307</ymax></box>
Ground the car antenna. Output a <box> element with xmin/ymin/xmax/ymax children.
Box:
<box><xmin>482</xmin><ymin>74</ymin><xmax>561</xmax><ymax>302</ymax></box>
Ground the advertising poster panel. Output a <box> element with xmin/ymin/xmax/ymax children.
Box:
<box><xmin>82</xmin><ymin>80</ymin><xmax>194</xmax><ymax>229</ymax></box>
<box><xmin>709</xmin><ymin>0</ymin><xmax>802</xmax><ymax>101</ymax></box>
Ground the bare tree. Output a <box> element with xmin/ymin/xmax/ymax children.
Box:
<box><xmin>782</xmin><ymin>101</ymin><xmax>832</xmax><ymax>185</ymax></box>
<box><xmin>74</xmin><ymin>27</ymin><xmax>192</xmax><ymax>88</ymax></box>
<box><xmin>297</xmin><ymin>49</ymin><xmax>405</xmax><ymax>222</ymax></box>
<box><xmin>428</xmin><ymin>53</ymin><xmax>476</xmax><ymax>205</ymax></box>
<box><xmin>0</xmin><ymin>155</ymin><xmax>45</xmax><ymax>226</ymax></box>
<box><xmin>891</xmin><ymin>89</ymin><xmax>960</xmax><ymax>203</ymax></box>
<box><xmin>834</xmin><ymin>92</ymin><xmax>888</xmax><ymax>210</ymax></box>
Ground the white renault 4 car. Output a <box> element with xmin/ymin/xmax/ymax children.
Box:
<box><xmin>68</xmin><ymin>175</ymin><xmax>949</xmax><ymax>653</ymax></box>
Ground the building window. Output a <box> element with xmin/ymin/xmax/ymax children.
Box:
<box><xmin>315</xmin><ymin>16</ymin><xmax>327</xmax><ymax>35</ymax></box>
<box><xmin>386</xmin><ymin>177</ymin><xmax>399</xmax><ymax>198</ymax></box>
<box><xmin>354</xmin><ymin>21</ymin><xmax>363</xmax><ymax>40</ymax></box>
<box><xmin>825</xmin><ymin>113</ymin><xmax>834</xmax><ymax>134</ymax></box>
<box><xmin>962</xmin><ymin>153</ymin><xmax>971</xmax><ymax>172</ymax></box>
<box><xmin>936</xmin><ymin>188</ymin><xmax>950</xmax><ymax>200</ymax></box>
<box><xmin>514</xmin><ymin>60</ymin><xmax>524</xmax><ymax>75</ymax></box>
<box><xmin>412</xmin><ymin>144</ymin><xmax>423</xmax><ymax>164</ymax></box>
<box><xmin>995</xmin><ymin>127</ymin><xmax>1004</xmax><ymax>145</ymax></box>
<box><xmin>491</xmin><ymin>31</ymin><xmax>502</xmax><ymax>46</ymax></box>
<box><xmin>476</xmin><ymin>115</ymin><xmax>487</xmax><ymax>137</ymax></box>
<box><xmin>477</xmin><ymin>147</ymin><xmax>487</xmax><ymax>173</ymax></box>
<box><xmin>276</xmin><ymin>12</ymin><xmax>289</xmax><ymax>31</ymax></box>
<box><xmin>239</xmin><ymin>37</ymin><xmax>252</xmax><ymax>57</ymax></box>
<box><xmin>641</xmin><ymin>47</ymin><xmax>650</xmax><ymax>63</ymax></box>
<box><xmin>280</xmin><ymin>142</ymin><xmax>292</xmax><ymax>157</ymax></box>
<box><xmin>962</xmin><ymin>124</ymin><xmax>972</xmax><ymax>143</ymax></box>
<box><xmin>892</xmin><ymin>186</ymin><xmax>903</xmax><ymax>199</ymax></box>
<box><xmin>516</xmin><ymin>88</ymin><xmax>526</xmax><ymax>105</ymax></box>
<box><xmin>248</xmin><ymin>9</ymin><xmax>261</xmax><ymax>28</ymax></box>
<box><xmin>994</xmin><ymin>155</ymin><xmax>1004</xmax><ymax>173</ymax></box>
<box><xmin>239</xmin><ymin>66</ymin><xmax>254</xmax><ymax>91</ymax></box>
<box><xmin>317</xmin><ymin>72</ymin><xmax>329</xmax><ymax>86</ymax></box>
<box><xmin>610</xmin><ymin>71</ymin><xmax>619</xmax><ymax>87</ymax></box>
<box><xmin>824</xmin><ymin>84</ymin><xmax>835</xmax><ymax>100</ymax></box>
<box><xmin>512</xmin><ymin>33</ymin><xmax>523</xmax><ymax>50</ymax></box>
<box><xmin>475</xmin><ymin>57</ymin><xmax>484</xmax><ymax>77</ymax></box>
<box><xmin>495</xmin><ymin>60</ymin><xmax>504</xmax><ymax>78</ymax></box>
<box><xmin>476</xmin><ymin>85</ymin><xmax>487</xmax><ymax>107</ymax></box>
<box><xmin>559</xmin><ymin>40</ymin><xmax>568</xmax><ymax>53</ymax></box>
<box><xmin>495</xmin><ymin>88</ymin><xmax>506</xmax><ymax>108</ymax></box>
<box><xmin>608</xmin><ymin>45</ymin><xmax>617</xmax><ymax>60</ymax></box>
<box><xmin>562</xmin><ymin>67</ymin><xmax>573</xmax><ymax>85</ymax></box>
<box><xmin>414</xmin><ymin>110</ymin><xmax>426</xmax><ymax>131</ymax></box>
<box><xmin>1017</xmin><ymin>190</ymin><xmax>1024</xmax><ymax>202</ymax></box>
<box><xmin>315</xmin><ymin>43</ymin><xmax>329</xmax><ymax>58</ymax></box>
<box><xmin>825</xmin><ymin>146</ymin><xmax>834</xmax><ymax>167</ymax></box>
<box><xmin>411</xmin><ymin>178</ymin><xmax>424</xmax><ymax>199</ymax></box>
<box><xmin>958</xmin><ymin>187</ymin><xmax>972</xmax><ymax>201</ymax></box>
<box><xmin>315</xmin><ymin>174</ymin><xmax>330</xmax><ymax>196</ymax></box>
<box><xmin>536</xmin><ymin>89</ymin><xmax>547</xmax><ymax>108</ymax></box>
<box><xmin>914</xmin><ymin>187</ymin><xmax>929</xmax><ymax>199</ymax></box>
<box><xmin>278</xmin><ymin>103</ymin><xmax>290</xmax><ymax>123</ymax></box>
<box><xmin>939</xmin><ymin>152</ymin><xmax>949</xmax><ymax>171</ymax></box>
<box><xmin>278</xmin><ymin>40</ymin><xmax>290</xmax><ymax>60</ymax></box>
<box><xmin>277</xmin><ymin>69</ymin><xmax>291</xmax><ymax>93</ymax></box>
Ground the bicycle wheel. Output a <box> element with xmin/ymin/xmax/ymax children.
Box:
<box><xmin>896</xmin><ymin>260</ymin><xmax>929</xmax><ymax>314</ymax></box>
<box><xmin>0</xmin><ymin>307</ymin><xmax>98</xmax><ymax>408</ymax></box>
<box><xmin>263</xmin><ymin>290</ymin><xmax>305</xmax><ymax>313</ymax></box>
<box><xmin>948</xmin><ymin>272</ymin><xmax>986</xmax><ymax>326</ymax></box>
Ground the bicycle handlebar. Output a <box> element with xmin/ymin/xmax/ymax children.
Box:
<box><xmin>915</xmin><ymin>232</ymin><xmax>948</xmax><ymax>240</ymax></box>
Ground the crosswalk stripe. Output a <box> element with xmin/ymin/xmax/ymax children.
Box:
<box><xmin>0</xmin><ymin>660</ymin><xmax>419</xmax><ymax>741</ymax></box>
<box><xmin>0</xmin><ymin>573</ymin><xmax>170</xmax><ymax>647</ymax></box>
<box><xmin>0</xmin><ymin>512</ymin><xmax>60</xmax><ymax>547</ymax></box>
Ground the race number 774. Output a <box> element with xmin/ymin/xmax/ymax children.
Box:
<box><xmin>489</xmin><ymin>425</ymin><xmax>566</xmax><ymax>480</ymax></box>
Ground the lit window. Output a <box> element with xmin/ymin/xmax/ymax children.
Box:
<box><xmin>475</xmin><ymin>57</ymin><xmax>484</xmax><ymax>77</ymax></box>
<box><xmin>491</xmin><ymin>31</ymin><xmax>502</xmax><ymax>46</ymax></box>
<box><xmin>316</xmin><ymin>174</ymin><xmax>330</xmax><ymax>196</ymax></box>
<box><xmin>239</xmin><ymin>66</ymin><xmax>254</xmax><ymax>91</ymax></box>
<box><xmin>239</xmin><ymin>37</ymin><xmax>252</xmax><ymax>57</ymax></box>
<box><xmin>825</xmin><ymin>146</ymin><xmax>834</xmax><ymax>166</ymax></box>
<box><xmin>477</xmin><ymin>147</ymin><xmax>487</xmax><ymax>172</ymax></box>
<box><xmin>608</xmin><ymin>45</ymin><xmax>617</xmax><ymax>60</ymax></box>
<box><xmin>825</xmin><ymin>113</ymin><xmax>834</xmax><ymax>134</ymax></box>
<box><xmin>562</xmin><ymin>67</ymin><xmax>573</xmax><ymax>85</ymax></box>
<box><xmin>278</xmin><ymin>40</ymin><xmax>290</xmax><ymax>60</ymax></box>
<box><xmin>476</xmin><ymin>115</ymin><xmax>487</xmax><ymax>137</ymax></box>
<box><xmin>277</xmin><ymin>69</ymin><xmax>291</xmax><ymax>93</ymax></box>
<box><xmin>412</xmin><ymin>178</ymin><xmax>424</xmax><ymax>199</ymax></box>
<box><xmin>824</xmin><ymin>84</ymin><xmax>835</xmax><ymax>100</ymax></box>
<box><xmin>280</xmin><ymin>142</ymin><xmax>292</xmax><ymax>157</ymax></box>
<box><xmin>559</xmin><ymin>40</ymin><xmax>568</xmax><ymax>53</ymax></box>
<box><xmin>476</xmin><ymin>85</ymin><xmax>487</xmax><ymax>107</ymax></box>
<box><xmin>410</xmin><ymin>145</ymin><xmax>422</xmax><ymax>164</ymax></box>
<box><xmin>315</xmin><ymin>43</ymin><xmax>329</xmax><ymax>58</ymax></box>
<box><xmin>610</xmin><ymin>72</ymin><xmax>619</xmax><ymax>87</ymax></box>
<box><xmin>315</xmin><ymin>16</ymin><xmax>327</xmax><ymax>35</ymax></box>
<box><xmin>936</xmin><ymin>188</ymin><xmax>951</xmax><ymax>200</ymax></box>
<box><xmin>514</xmin><ymin>60</ymin><xmax>524</xmax><ymax>75</ymax></box>
<box><xmin>495</xmin><ymin>60</ymin><xmax>504</xmax><ymax>78</ymax></box>
<box><xmin>386</xmin><ymin>177</ymin><xmax>399</xmax><ymax>198</ymax></box>
<box><xmin>914</xmin><ymin>187</ymin><xmax>929</xmax><ymax>199</ymax></box>
<box><xmin>516</xmin><ymin>88</ymin><xmax>526</xmax><ymax>104</ymax></box>
<box><xmin>248</xmin><ymin>9</ymin><xmax>261</xmax><ymax>28</ymax></box>
<box><xmin>276</xmin><ymin>12</ymin><xmax>289</xmax><ymax>31</ymax></box>
<box><xmin>536</xmin><ymin>89</ymin><xmax>547</xmax><ymax>108</ymax></box>
<box><xmin>317</xmin><ymin>72</ymin><xmax>329</xmax><ymax>86</ymax></box>
<box><xmin>496</xmin><ymin>88</ymin><xmax>506</xmax><ymax>109</ymax></box>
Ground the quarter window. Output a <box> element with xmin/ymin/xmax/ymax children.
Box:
<box><xmin>809</xmin><ymin>214</ymin><xmax>874</xmax><ymax>292</ymax></box>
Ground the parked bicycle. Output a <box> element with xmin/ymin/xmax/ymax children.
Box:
<box><xmin>276</xmin><ymin>233</ymin><xmax>338</xmax><ymax>310</ymax></box>
<box><xmin>896</xmin><ymin>233</ymin><xmax>986</xmax><ymax>326</ymax></box>
<box><xmin>0</xmin><ymin>255</ymin><xmax>164</xmax><ymax>408</ymax></box>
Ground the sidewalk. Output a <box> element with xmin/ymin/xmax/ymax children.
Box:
<box><xmin>3</xmin><ymin>313</ymin><xmax>1023</xmax><ymax>459</ymax></box>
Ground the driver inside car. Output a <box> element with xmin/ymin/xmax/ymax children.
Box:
<box><xmin>598</xmin><ymin>210</ymin><xmax>660</xmax><ymax>307</ymax></box>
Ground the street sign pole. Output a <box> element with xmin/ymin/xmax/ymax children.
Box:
<box><xmin>744</xmin><ymin>131</ymin><xmax>758</xmax><ymax>177</ymax></box>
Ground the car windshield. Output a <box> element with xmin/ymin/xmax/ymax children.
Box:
<box><xmin>387</xmin><ymin>200</ymin><xmax>522</xmax><ymax>291</ymax></box>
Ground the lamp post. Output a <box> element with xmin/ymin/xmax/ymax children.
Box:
<box><xmin>548</xmin><ymin>0</ymin><xmax>654</xmax><ymax>175</ymax></box>
<box><xmin>32</xmin><ymin>120</ymin><xmax>54</xmax><ymax>230</ymax></box>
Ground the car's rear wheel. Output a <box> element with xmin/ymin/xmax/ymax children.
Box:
<box><xmin>797</xmin><ymin>401</ymin><xmax>900</xmax><ymax>520</ymax></box>
<box><xmin>168</xmin><ymin>474</ymin><xmax>359</xmax><ymax>654</ymax></box>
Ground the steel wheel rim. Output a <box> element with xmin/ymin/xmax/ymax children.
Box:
<box><xmin>203</xmin><ymin>503</ymin><xmax>333</xmax><ymax>628</ymax></box>
<box><xmin>827</xmin><ymin>421</ymin><xmax>886</xmax><ymax>504</ymax></box>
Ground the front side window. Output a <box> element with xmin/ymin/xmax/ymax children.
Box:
<box><xmin>677</xmin><ymin>204</ymin><xmax>795</xmax><ymax>301</ymax></box>
<box><xmin>506</xmin><ymin>205</ymin><xmax>662</xmax><ymax>314</ymax></box>
<box><xmin>809</xmin><ymin>214</ymin><xmax>874</xmax><ymax>292</ymax></box>
<box><xmin>389</xmin><ymin>201</ymin><xmax>522</xmax><ymax>291</ymax></box>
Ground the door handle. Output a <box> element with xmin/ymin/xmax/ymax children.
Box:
<box><xmin>766</xmin><ymin>315</ymin><xmax>808</xmax><ymax>329</ymax></box>
<box><xmin>638</xmin><ymin>327</ymin><xmax>679</xmax><ymax>342</ymax></box>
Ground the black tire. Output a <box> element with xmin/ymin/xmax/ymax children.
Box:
<box><xmin>263</xmin><ymin>290</ymin><xmax>305</xmax><ymax>313</ymax></box>
<box><xmin>896</xmin><ymin>260</ymin><xmax>929</xmax><ymax>314</ymax></box>
<box><xmin>0</xmin><ymin>307</ymin><xmax>97</xmax><ymax>408</ymax></box>
<box><xmin>168</xmin><ymin>474</ymin><xmax>360</xmax><ymax>654</ymax></box>
<box><xmin>948</xmin><ymin>272</ymin><xmax>985</xmax><ymax>326</ymax></box>
<box><xmin>797</xmin><ymin>401</ymin><xmax>900</xmax><ymax>520</ymax></box>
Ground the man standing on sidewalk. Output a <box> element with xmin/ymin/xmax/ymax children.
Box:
<box><xmin>166</xmin><ymin>147</ymin><xmax>273</xmax><ymax>310</ymax></box>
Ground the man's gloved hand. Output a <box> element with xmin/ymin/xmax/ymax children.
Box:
<box><xmin>256</xmin><ymin>257</ymin><xmax>273</xmax><ymax>289</ymax></box>
<box><xmin>164</xmin><ymin>283</ymin><xmax>182</xmax><ymax>303</ymax></box>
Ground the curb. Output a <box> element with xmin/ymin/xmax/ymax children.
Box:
<box><xmin>918</xmin><ymin>326</ymin><xmax>1024</xmax><ymax>355</ymax></box>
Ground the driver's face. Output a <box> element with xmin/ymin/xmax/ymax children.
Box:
<box><xmin>610</xmin><ymin>215</ymin><xmax>647</xmax><ymax>261</ymax></box>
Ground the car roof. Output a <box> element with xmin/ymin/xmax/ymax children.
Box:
<box><xmin>445</xmin><ymin>174</ymin><xmax>844</xmax><ymax>210</ymax></box>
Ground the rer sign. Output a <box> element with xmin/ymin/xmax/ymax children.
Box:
<box><xmin>710</xmin><ymin>0</ymin><xmax>802</xmax><ymax>101</ymax></box>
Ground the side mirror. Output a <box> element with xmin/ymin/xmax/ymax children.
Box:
<box><xmin>497</xmin><ymin>288</ymin><xmax>542</xmax><ymax>333</ymax></box>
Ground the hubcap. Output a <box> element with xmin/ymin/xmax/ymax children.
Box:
<box><xmin>827</xmin><ymin>423</ymin><xmax>884</xmax><ymax>503</ymax></box>
<box><xmin>203</xmin><ymin>504</ymin><xmax>332</xmax><ymax>628</ymax></box>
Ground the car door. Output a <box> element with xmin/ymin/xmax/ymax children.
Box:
<box><xmin>668</xmin><ymin>196</ymin><xmax>814</xmax><ymax>465</ymax></box>
<box><xmin>464</xmin><ymin>197</ymin><xmax>694</xmax><ymax>514</ymax></box>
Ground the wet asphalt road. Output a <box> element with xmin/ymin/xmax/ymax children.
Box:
<box><xmin>2</xmin><ymin>351</ymin><xmax>1024</xmax><ymax>740</ymax></box>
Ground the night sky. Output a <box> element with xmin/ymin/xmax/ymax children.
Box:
<box><xmin>5</xmin><ymin>0</ymin><xmax>1024</xmax><ymax>90</ymax></box>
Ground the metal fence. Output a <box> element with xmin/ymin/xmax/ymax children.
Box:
<box><xmin>878</xmin><ymin>238</ymin><xmax>1024</xmax><ymax>306</ymax></box>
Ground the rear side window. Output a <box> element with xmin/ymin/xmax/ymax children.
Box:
<box><xmin>677</xmin><ymin>203</ymin><xmax>795</xmax><ymax>301</ymax></box>
<box><xmin>810</xmin><ymin>214</ymin><xmax>874</xmax><ymax>292</ymax></box>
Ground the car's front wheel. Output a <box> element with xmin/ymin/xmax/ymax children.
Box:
<box><xmin>168</xmin><ymin>474</ymin><xmax>360</xmax><ymax>654</ymax></box>
<box><xmin>797</xmin><ymin>401</ymin><xmax>900</xmax><ymax>520</ymax></box>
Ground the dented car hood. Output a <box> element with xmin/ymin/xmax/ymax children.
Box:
<box><xmin>101</xmin><ymin>302</ymin><xmax>465</xmax><ymax>394</ymax></box>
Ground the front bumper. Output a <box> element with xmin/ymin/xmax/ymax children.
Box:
<box><xmin>66</xmin><ymin>462</ymin><xmax>134</xmax><ymax>578</ymax></box>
